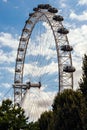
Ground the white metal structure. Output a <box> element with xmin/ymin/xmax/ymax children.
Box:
<box><xmin>13</xmin><ymin>4</ymin><xmax>75</xmax><ymax>112</ymax></box>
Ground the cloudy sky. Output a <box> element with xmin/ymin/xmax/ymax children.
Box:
<box><xmin>0</xmin><ymin>0</ymin><xmax>87</xmax><ymax>121</ymax></box>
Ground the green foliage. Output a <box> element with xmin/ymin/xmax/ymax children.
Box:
<box><xmin>79</xmin><ymin>54</ymin><xmax>87</xmax><ymax>129</ymax></box>
<box><xmin>28</xmin><ymin>121</ymin><xmax>40</xmax><ymax>130</ymax></box>
<box><xmin>52</xmin><ymin>89</ymin><xmax>86</xmax><ymax>130</ymax></box>
<box><xmin>79</xmin><ymin>54</ymin><xmax>87</xmax><ymax>100</ymax></box>
<box><xmin>0</xmin><ymin>99</ymin><xmax>28</xmax><ymax>130</ymax></box>
<box><xmin>38</xmin><ymin>111</ymin><xmax>53</xmax><ymax>130</ymax></box>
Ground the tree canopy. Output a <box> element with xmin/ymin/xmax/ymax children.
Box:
<box><xmin>79</xmin><ymin>54</ymin><xmax>87</xmax><ymax>101</ymax></box>
<box><xmin>38</xmin><ymin>111</ymin><xmax>53</xmax><ymax>130</ymax></box>
<box><xmin>0</xmin><ymin>99</ymin><xmax>28</xmax><ymax>130</ymax></box>
<box><xmin>52</xmin><ymin>89</ymin><xmax>86</xmax><ymax>130</ymax></box>
<box><xmin>79</xmin><ymin>54</ymin><xmax>87</xmax><ymax>129</ymax></box>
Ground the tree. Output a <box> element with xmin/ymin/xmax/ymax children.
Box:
<box><xmin>79</xmin><ymin>54</ymin><xmax>87</xmax><ymax>129</ymax></box>
<box><xmin>27</xmin><ymin>121</ymin><xmax>40</xmax><ymax>130</ymax></box>
<box><xmin>0</xmin><ymin>99</ymin><xmax>28</xmax><ymax>130</ymax></box>
<box><xmin>79</xmin><ymin>54</ymin><xmax>87</xmax><ymax>102</ymax></box>
<box><xmin>38</xmin><ymin>111</ymin><xmax>53</xmax><ymax>130</ymax></box>
<box><xmin>52</xmin><ymin>89</ymin><xmax>86</xmax><ymax>130</ymax></box>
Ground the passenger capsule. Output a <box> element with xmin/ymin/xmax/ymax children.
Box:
<box><xmin>61</xmin><ymin>45</ymin><xmax>73</xmax><ymax>51</ymax></box>
<box><xmin>58</xmin><ymin>28</ymin><xmax>69</xmax><ymax>34</ymax></box>
<box><xmin>15</xmin><ymin>91</ymin><xmax>20</xmax><ymax>95</ymax></box>
<box><xmin>48</xmin><ymin>7</ymin><xmax>58</xmax><ymax>13</ymax></box>
<box><xmin>33</xmin><ymin>7</ymin><xmax>39</xmax><ymax>11</ymax></box>
<box><xmin>23</xmin><ymin>28</ymin><xmax>30</xmax><ymax>33</ymax></box>
<box><xmin>15</xmin><ymin>68</ymin><xmax>21</xmax><ymax>73</ymax></box>
<box><xmin>29</xmin><ymin>13</ymin><xmax>34</xmax><ymax>17</ymax></box>
<box><xmin>63</xmin><ymin>66</ymin><xmax>75</xmax><ymax>73</ymax></box>
<box><xmin>15</xmin><ymin>80</ymin><xmax>21</xmax><ymax>84</ymax></box>
<box><xmin>53</xmin><ymin>15</ymin><xmax>64</xmax><ymax>21</ymax></box>
<box><xmin>26</xmin><ymin>20</ymin><xmax>33</xmax><ymax>24</ymax></box>
<box><xmin>16</xmin><ymin>57</ymin><xmax>23</xmax><ymax>62</ymax></box>
<box><xmin>18</xmin><ymin>48</ymin><xmax>24</xmax><ymax>51</ymax></box>
<box><xmin>38</xmin><ymin>4</ymin><xmax>51</xmax><ymax>9</ymax></box>
<box><xmin>20</xmin><ymin>37</ymin><xmax>28</xmax><ymax>41</ymax></box>
<box><xmin>44</xmin><ymin>4</ymin><xmax>51</xmax><ymax>9</ymax></box>
<box><xmin>29</xmin><ymin>13</ymin><xmax>37</xmax><ymax>17</ymax></box>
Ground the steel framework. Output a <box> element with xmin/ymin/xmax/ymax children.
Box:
<box><xmin>13</xmin><ymin>4</ymin><xmax>75</xmax><ymax>104</ymax></box>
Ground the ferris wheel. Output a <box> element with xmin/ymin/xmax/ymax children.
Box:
<box><xmin>13</xmin><ymin>4</ymin><xmax>75</xmax><ymax>121</ymax></box>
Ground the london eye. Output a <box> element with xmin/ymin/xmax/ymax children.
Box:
<box><xmin>13</xmin><ymin>4</ymin><xmax>75</xmax><ymax>122</ymax></box>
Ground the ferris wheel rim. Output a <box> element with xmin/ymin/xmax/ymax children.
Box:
<box><xmin>13</xmin><ymin>4</ymin><xmax>75</xmax><ymax>104</ymax></box>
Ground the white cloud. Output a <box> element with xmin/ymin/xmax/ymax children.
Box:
<box><xmin>70</xmin><ymin>11</ymin><xmax>87</xmax><ymax>21</ymax></box>
<box><xmin>0</xmin><ymin>32</ymin><xmax>18</xmax><ymax>64</ymax></box>
<box><xmin>0</xmin><ymin>66</ymin><xmax>14</xmax><ymax>75</ymax></box>
<box><xmin>21</xmin><ymin>89</ymin><xmax>56</xmax><ymax>121</ymax></box>
<box><xmin>6</xmin><ymin>67</ymin><xmax>14</xmax><ymax>74</ymax></box>
<box><xmin>0</xmin><ymin>93</ymin><xmax>3</xmax><ymax>97</ymax></box>
<box><xmin>68</xmin><ymin>24</ymin><xmax>87</xmax><ymax>88</ymax></box>
<box><xmin>0</xmin><ymin>50</ymin><xmax>8</xmax><ymax>63</ymax></box>
<box><xmin>68</xmin><ymin>25</ymin><xmax>87</xmax><ymax>55</ymax></box>
<box><xmin>1</xmin><ymin>83</ymin><xmax>11</xmax><ymax>88</ymax></box>
<box><xmin>24</xmin><ymin>61</ymin><xmax>58</xmax><ymax>78</ymax></box>
<box><xmin>59</xmin><ymin>0</ymin><xmax>67</xmax><ymax>7</ymax></box>
<box><xmin>28</xmin><ymin>23</ymin><xmax>56</xmax><ymax>57</ymax></box>
<box><xmin>0</xmin><ymin>49</ymin><xmax>17</xmax><ymax>64</ymax></box>
<box><xmin>2</xmin><ymin>0</ymin><xmax>8</xmax><ymax>2</ymax></box>
<box><xmin>0</xmin><ymin>32</ymin><xmax>18</xmax><ymax>49</ymax></box>
<box><xmin>78</xmin><ymin>0</ymin><xmax>87</xmax><ymax>5</ymax></box>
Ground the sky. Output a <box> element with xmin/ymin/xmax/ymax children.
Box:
<box><xmin>0</xmin><ymin>0</ymin><xmax>87</xmax><ymax>121</ymax></box>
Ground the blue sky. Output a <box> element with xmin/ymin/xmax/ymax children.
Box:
<box><xmin>0</xmin><ymin>0</ymin><xmax>87</xmax><ymax>120</ymax></box>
